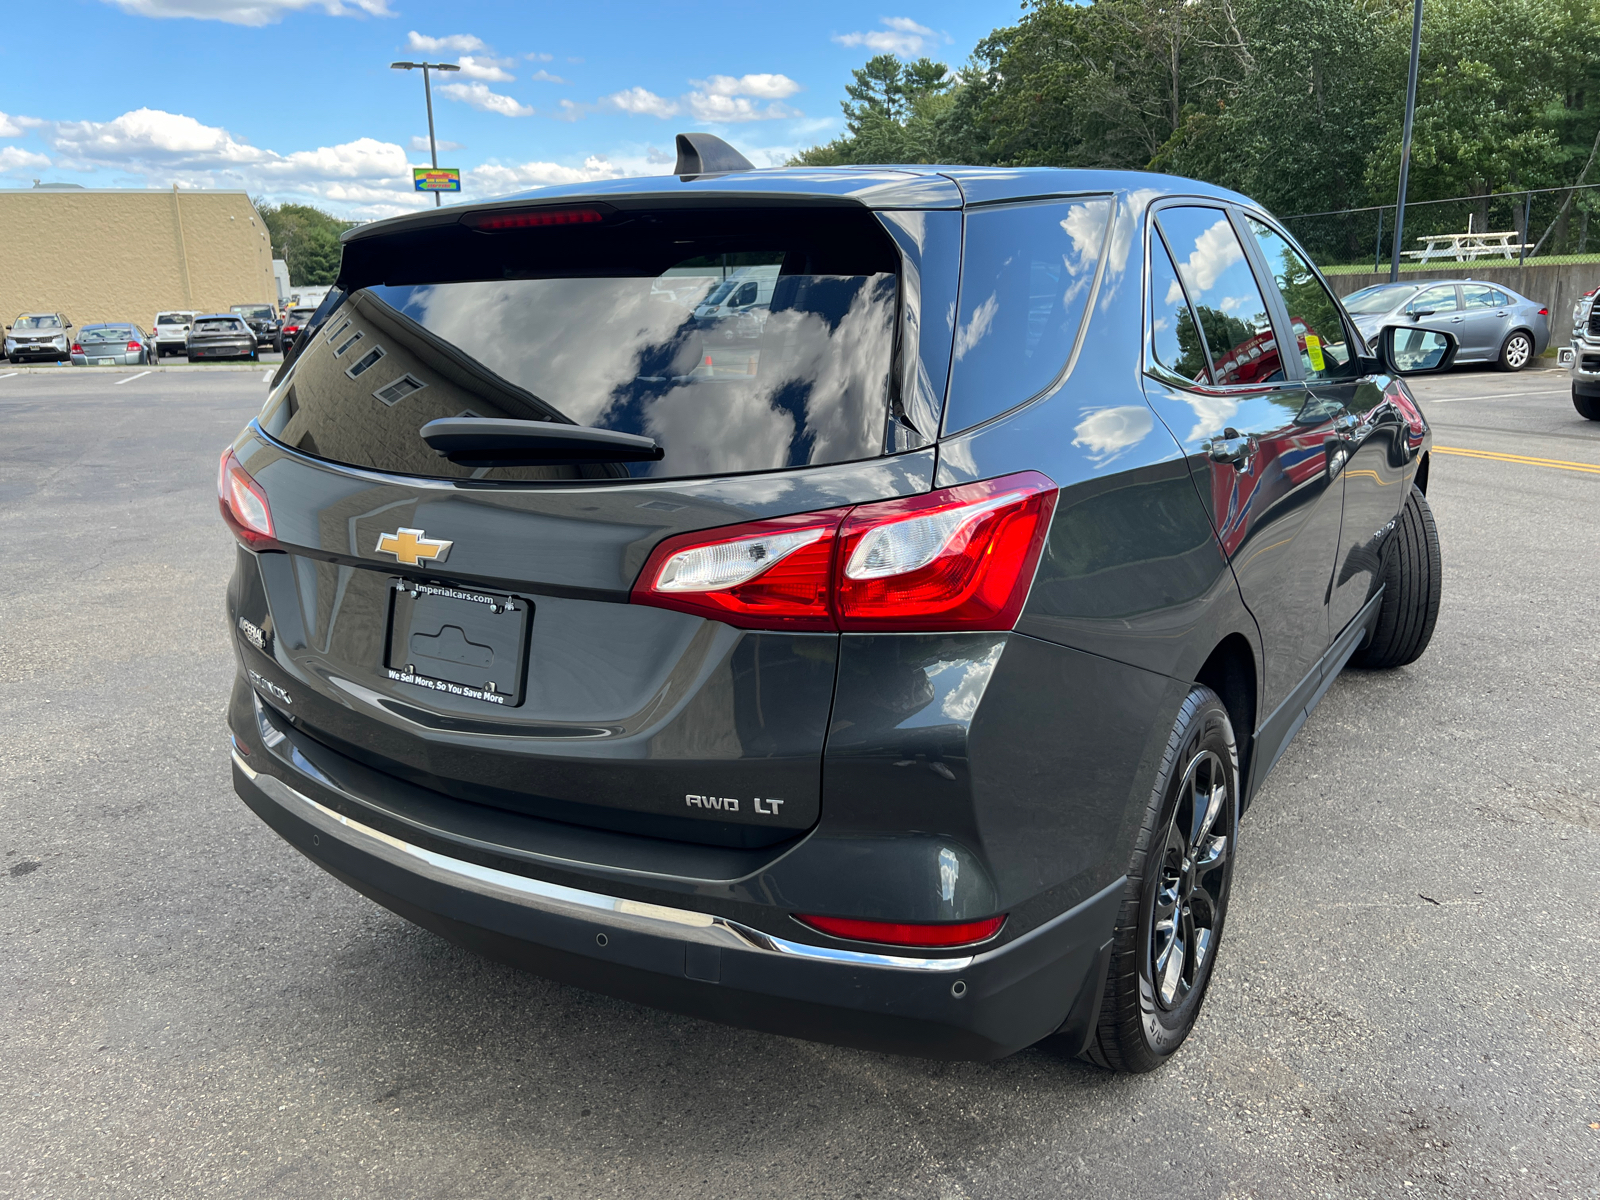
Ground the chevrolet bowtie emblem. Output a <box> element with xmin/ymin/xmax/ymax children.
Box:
<box><xmin>375</xmin><ymin>527</ymin><xmax>453</xmax><ymax>567</ymax></box>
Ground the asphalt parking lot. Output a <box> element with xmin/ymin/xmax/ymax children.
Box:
<box><xmin>1</xmin><ymin>364</ymin><xmax>1596</xmax><ymax>1200</ymax></box>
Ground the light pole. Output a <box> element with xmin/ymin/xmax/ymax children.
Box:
<box><xmin>390</xmin><ymin>60</ymin><xmax>460</xmax><ymax>207</ymax></box>
<box><xmin>1388</xmin><ymin>0</ymin><xmax>1424</xmax><ymax>282</ymax></box>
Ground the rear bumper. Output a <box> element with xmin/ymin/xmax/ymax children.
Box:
<box><xmin>230</xmin><ymin>743</ymin><xmax>1120</xmax><ymax>1061</ymax></box>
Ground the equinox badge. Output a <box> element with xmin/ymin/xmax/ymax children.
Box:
<box><xmin>376</xmin><ymin>527</ymin><xmax>453</xmax><ymax>567</ymax></box>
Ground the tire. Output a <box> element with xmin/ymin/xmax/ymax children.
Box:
<box><xmin>185</xmin><ymin>354</ymin><xmax>195</xmax><ymax>364</ymax></box>
<box><xmin>1081</xmin><ymin>685</ymin><xmax>1239</xmax><ymax>1073</ymax></box>
<box><xmin>1575</xmin><ymin>387</ymin><xmax>1600</xmax><ymax>421</ymax></box>
<box><xmin>1497</xmin><ymin>329</ymin><xmax>1534</xmax><ymax>371</ymax></box>
<box><xmin>1350</xmin><ymin>486</ymin><xmax>1441</xmax><ymax>669</ymax></box>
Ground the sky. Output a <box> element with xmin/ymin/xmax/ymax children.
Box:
<box><xmin>0</xmin><ymin>0</ymin><xmax>1016</xmax><ymax>221</ymax></box>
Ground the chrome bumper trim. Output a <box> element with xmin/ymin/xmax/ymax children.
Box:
<box><xmin>231</xmin><ymin>748</ymin><xmax>973</xmax><ymax>972</ymax></box>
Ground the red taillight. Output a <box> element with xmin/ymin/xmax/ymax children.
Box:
<box><xmin>795</xmin><ymin>913</ymin><xmax>1007</xmax><ymax>948</ymax></box>
<box><xmin>1537</xmin><ymin>307</ymin><xmax>1549</xmax><ymax>316</ymax></box>
<box><xmin>284</xmin><ymin>326</ymin><xmax>299</xmax><ymax>336</ymax></box>
<box><xmin>630</xmin><ymin>472</ymin><xmax>1057</xmax><ymax>633</ymax></box>
<box><xmin>631</xmin><ymin>509</ymin><xmax>849</xmax><ymax>631</ymax></box>
<box><xmin>465</xmin><ymin>206</ymin><xmax>605</xmax><ymax>231</ymax></box>
<box><xmin>218</xmin><ymin>448</ymin><xmax>276</xmax><ymax>547</ymax></box>
<box><xmin>126</xmin><ymin>341</ymin><xmax>141</xmax><ymax>351</ymax></box>
<box><xmin>71</xmin><ymin>343</ymin><xmax>83</xmax><ymax>354</ymax></box>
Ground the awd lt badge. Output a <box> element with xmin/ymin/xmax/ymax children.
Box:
<box><xmin>376</xmin><ymin>527</ymin><xmax>453</xmax><ymax>567</ymax></box>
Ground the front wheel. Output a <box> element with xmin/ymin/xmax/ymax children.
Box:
<box><xmin>1082</xmin><ymin>686</ymin><xmax>1239</xmax><ymax>1073</ymax></box>
<box><xmin>1575</xmin><ymin>387</ymin><xmax>1600</xmax><ymax>421</ymax></box>
<box><xmin>1351</xmin><ymin>486</ymin><xmax>1441</xmax><ymax>669</ymax></box>
<box><xmin>1497</xmin><ymin>330</ymin><xmax>1534</xmax><ymax>371</ymax></box>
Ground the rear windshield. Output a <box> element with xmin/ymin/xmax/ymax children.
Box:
<box><xmin>1341</xmin><ymin>285</ymin><xmax>1413</xmax><ymax>315</ymax></box>
<box><xmin>156</xmin><ymin>313</ymin><xmax>190</xmax><ymax>325</ymax></box>
<box><xmin>260</xmin><ymin>206</ymin><xmax>901</xmax><ymax>482</ymax></box>
<box><xmin>233</xmin><ymin>305</ymin><xmax>275</xmax><ymax>319</ymax></box>
<box><xmin>196</xmin><ymin>318</ymin><xmax>246</xmax><ymax>333</ymax></box>
<box><xmin>82</xmin><ymin>327</ymin><xmax>133</xmax><ymax>342</ymax></box>
<box><xmin>286</xmin><ymin>309</ymin><xmax>317</xmax><ymax>323</ymax></box>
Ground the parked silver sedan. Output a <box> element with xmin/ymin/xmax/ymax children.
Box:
<box><xmin>1342</xmin><ymin>279</ymin><xmax>1549</xmax><ymax>370</ymax></box>
<box><xmin>71</xmin><ymin>323</ymin><xmax>153</xmax><ymax>366</ymax></box>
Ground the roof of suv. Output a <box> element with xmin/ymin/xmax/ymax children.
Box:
<box><xmin>345</xmin><ymin>165</ymin><xmax>1256</xmax><ymax>245</ymax></box>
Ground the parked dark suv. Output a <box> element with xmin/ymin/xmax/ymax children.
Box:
<box><xmin>223</xmin><ymin>137</ymin><xmax>1454</xmax><ymax>1070</ymax></box>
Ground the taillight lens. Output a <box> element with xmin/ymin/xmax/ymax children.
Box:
<box><xmin>1537</xmin><ymin>307</ymin><xmax>1549</xmax><ymax>317</ymax></box>
<box><xmin>126</xmin><ymin>341</ymin><xmax>142</xmax><ymax>351</ymax></box>
<box><xmin>464</xmin><ymin>206</ymin><xmax>606</xmax><ymax>231</ymax></box>
<box><xmin>795</xmin><ymin>913</ymin><xmax>1007</xmax><ymax>948</ymax></box>
<box><xmin>218</xmin><ymin>448</ymin><xmax>276</xmax><ymax>547</ymax></box>
<box><xmin>632</xmin><ymin>510</ymin><xmax>849</xmax><ymax>632</ymax></box>
<box><xmin>836</xmin><ymin>473</ymin><xmax>1057</xmax><ymax>631</ymax></box>
<box><xmin>630</xmin><ymin>472</ymin><xmax>1057</xmax><ymax>633</ymax></box>
<box><xmin>71</xmin><ymin>343</ymin><xmax>83</xmax><ymax>354</ymax></box>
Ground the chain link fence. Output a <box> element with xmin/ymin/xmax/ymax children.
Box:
<box><xmin>1280</xmin><ymin>183</ymin><xmax>1600</xmax><ymax>274</ymax></box>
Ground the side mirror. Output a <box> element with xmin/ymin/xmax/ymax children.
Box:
<box><xmin>1376</xmin><ymin>325</ymin><xmax>1458</xmax><ymax>376</ymax></box>
<box><xmin>1407</xmin><ymin>308</ymin><xmax>1434</xmax><ymax>319</ymax></box>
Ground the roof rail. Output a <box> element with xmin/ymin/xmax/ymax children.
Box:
<box><xmin>674</xmin><ymin>133</ymin><xmax>755</xmax><ymax>177</ymax></box>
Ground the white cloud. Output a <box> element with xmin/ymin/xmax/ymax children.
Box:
<box><xmin>405</xmin><ymin>30</ymin><xmax>484</xmax><ymax>53</ymax></box>
<box><xmin>696</xmin><ymin>73</ymin><xmax>801</xmax><ymax>100</ymax></box>
<box><xmin>0</xmin><ymin>112</ymin><xmax>25</xmax><ymax>138</ymax></box>
<box><xmin>605</xmin><ymin>75</ymin><xmax>801</xmax><ymax>123</ymax></box>
<box><xmin>468</xmin><ymin>155</ymin><xmax>626</xmax><ymax>193</ymax></box>
<box><xmin>0</xmin><ymin>146</ymin><xmax>51</xmax><ymax>172</ymax></box>
<box><xmin>104</xmin><ymin>0</ymin><xmax>391</xmax><ymax>26</ymax></box>
<box><xmin>409</xmin><ymin>136</ymin><xmax>464</xmax><ymax>152</ymax></box>
<box><xmin>438</xmin><ymin>82</ymin><xmax>534</xmax><ymax>118</ymax></box>
<box><xmin>684</xmin><ymin>93</ymin><xmax>796</xmax><ymax>123</ymax></box>
<box><xmin>833</xmin><ymin>17</ymin><xmax>941</xmax><ymax>57</ymax></box>
<box><xmin>526</xmin><ymin>52</ymin><xmax>554</xmax><ymax>62</ymax></box>
<box><xmin>528</xmin><ymin>70</ymin><xmax>568</xmax><ymax>84</ymax></box>
<box><xmin>605</xmin><ymin>87</ymin><xmax>680</xmax><ymax>118</ymax></box>
<box><xmin>456</xmin><ymin>55</ymin><xmax>515</xmax><ymax>82</ymax></box>
<box><xmin>1177</xmin><ymin>215</ymin><xmax>1245</xmax><ymax>292</ymax></box>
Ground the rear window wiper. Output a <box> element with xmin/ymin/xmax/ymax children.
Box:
<box><xmin>420</xmin><ymin>417</ymin><xmax>664</xmax><ymax>467</ymax></box>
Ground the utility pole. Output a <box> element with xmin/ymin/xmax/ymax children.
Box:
<box><xmin>1389</xmin><ymin>0</ymin><xmax>1424</xmax><ymax>282</ymax></box>
<box><xmin>390</xmin><ymin>60</ymin><xmax>461</xmax><ymax>207</ymax></box>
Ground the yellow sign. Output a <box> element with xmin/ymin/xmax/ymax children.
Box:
<box><xmin>413</xmin><ymin>168</ymin><xmax>461</xmax><ymax>193</ymax></box>
<box><xmin>1304</xmin><ymin>333</ymin><xmax>1326</xmax><ymax>372</ymax></box>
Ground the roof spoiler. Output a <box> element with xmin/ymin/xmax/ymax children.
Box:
<box><xmin>674</xmin><ymin>133</ymin><xmax>755</xmax><ymax>177</ymax></box>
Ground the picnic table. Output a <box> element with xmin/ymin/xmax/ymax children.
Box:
<box><xmin>1401</xmin><ymin>231</ymin><xmax>1534</xmax><ymax>264</ymax></box>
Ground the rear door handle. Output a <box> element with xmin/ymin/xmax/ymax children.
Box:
<box><xmin>1207</xmin><ymin>428</ymin><xmax>1257</xmax><ymax>468</ymax></box>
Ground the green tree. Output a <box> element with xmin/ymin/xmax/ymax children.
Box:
<box><xmin>255</xmin><ymin>201</ymin><xmax>357</xmax><ymax>287</ymax></box>
<box><xmin>792</xmin><ymin>54</ymin><xmax>954</xmax><ymax>165</ymax></box>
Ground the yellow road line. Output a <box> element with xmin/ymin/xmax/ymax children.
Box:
<box><xmin>1433</xmin><ymin>446</ymin><xmax>1600</xmax><ymax>475</ymax></box>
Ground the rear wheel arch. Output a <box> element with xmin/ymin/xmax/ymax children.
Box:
<box><xmin>1414</xmin><ymin>451</ymin><xmax>1430</xmax><ymax>495</ymax></box>
<box><xmin>1194</xmin><ymin>634</ymin><xmax>1257</xmax><ymax>790</ymax></box>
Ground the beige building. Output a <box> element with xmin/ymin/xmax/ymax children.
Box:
<box><xmin>0</xmin><ymin>186</ymin><xmax>277</xmax><ymax>328</ymax></box>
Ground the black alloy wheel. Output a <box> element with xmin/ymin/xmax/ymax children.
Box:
<box><xmin>1574</xmin><ymin>386</ymin><xmax>1600</xmax><ymax>421</ymax></box>
<box><xmin>1083</xmin><ymin>685</ymin><xmax>1238</xmax><ymax>1072</ymax></box>
<box><xmin>1497</xmin><ymin>330</ymin><xmax>1534</xmax><ymax>371</ymax></box>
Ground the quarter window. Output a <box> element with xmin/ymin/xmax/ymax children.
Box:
<box><xmin>1246</xmin><ymin>218</ymin><xmax>1359</xmax><ymax>381</ymax></box>
<box><xmin>1154</xmin><ymin>206</ymin><xmax>1281</xmax><ymax>386</ymax></box>
<box><xmin>1147</xmin><ymin>235</ymin><xmax>1211</xmax><ymax>384</ymax></box>
<box><xmin>943</xmin><ymin>196</ymin><xmax>1112</xmax><ymax>434</ymax></box>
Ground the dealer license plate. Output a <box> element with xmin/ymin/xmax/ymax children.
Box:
<box><xmin>384</xmin><ymin>580</ymin><xmax>531</xmax><ymax>706</ymax></box>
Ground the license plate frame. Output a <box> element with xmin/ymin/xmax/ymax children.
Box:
<box><xmin>384</xmin><ymin>580</ymin><xmax>532</xmax><ymax>707</ymax></box>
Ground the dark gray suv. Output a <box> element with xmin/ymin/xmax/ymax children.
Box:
<box><xmin>222</xmin><ymin>138</ymin><xmax>1453</xmax><ymax>1070</ymax></box>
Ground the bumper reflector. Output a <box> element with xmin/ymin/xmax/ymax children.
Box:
<box><xmin>795</xmin><ymin>913</ymin><xmax>1006</xmax><ymax>948</ymax></box>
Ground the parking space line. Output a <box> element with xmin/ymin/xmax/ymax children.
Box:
<box><xmin>0</xmin><ymin>372</ymin><xmax>16</xmax><ymax>381</ymax></box>
<box><xmin>114</xmin><ymin>371</ymin><xmax>152</xmax><ymax>386</ymax></box>
<box><xmin>1423</xmin><ymin>387</ymin><xmax>1568</xmax><ymax>403</ymax></box>
<box><xmin>261</xmin><ymin>370</ymin><xmax>274</xmax><ymax>383</ymax></box>
<box><xmin>1434</xmin><ymin>445</ymin><xmax>1600</xmax><ymax>475</ymax></box>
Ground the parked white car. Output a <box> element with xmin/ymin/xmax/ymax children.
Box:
<box><xmin>152</xmin><ymin>311</ymin><xmax>198</xmax><ymax>358</ymax></box>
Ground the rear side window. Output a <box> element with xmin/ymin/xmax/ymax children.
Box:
<box><xmin>943</xmin><ymin>196</ymin><xmax>1111</xmax><ymax>435</ymax></box>
<box><xmin>262</xmin><ymin>207</ymin><xmax>901</xmax><ymax>482</ymax></box>
<box><xmin>1246</xmin><ymin>217</ymin><xmax>1359</xmax><ymax>381</ymax></box>
<box><xmin>1155</xmin><ymin>206</ymin><xmax>1281</xmax><ymax>386</ymax></box>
